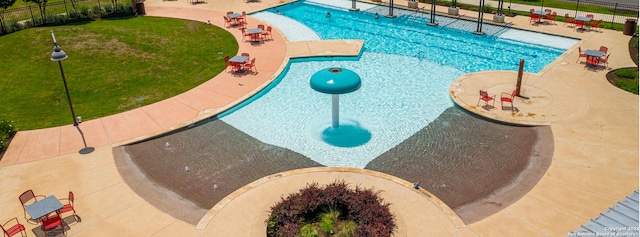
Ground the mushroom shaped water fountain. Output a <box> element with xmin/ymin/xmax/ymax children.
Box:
<box><xmin>310</xmin><ymin>67</ymin><xmax>362</xmax><ymax>128</ymax></box>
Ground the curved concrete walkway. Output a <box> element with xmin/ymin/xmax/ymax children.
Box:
<box><xmin>0</xmin><ymin>0</ymin><xmax>637</xmax><ymax>236</ymax></box>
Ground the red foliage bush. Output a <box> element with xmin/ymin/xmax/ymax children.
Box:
<box><xmin>266</xmin><ymin>180</ymin><xmax>396</xmax><ymax>237</ymax></box>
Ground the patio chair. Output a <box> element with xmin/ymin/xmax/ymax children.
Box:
<box><xmin>529</xmin><ymin>9</ymin><xmax>534</xmax><ymax>14</ymax></box>
<box><xmin>584</xmin><ymin>55</ymin><xmax>600</xmax><ymax>70</ymax></box>
<box><xmin>258</xmin><ymin>24</ymin><xmax>265</xmax><ymax>30</ymax></box>
<box><xmin>41</xmin><ymin>211</ymin><xmax>66</xmax><ymax>237</ymax></box>
<box><xmin>224</xmin><ymin>56</ymin><xmax>234</xmax><ymax>72</ymax></box>
<box><xmin>564</xmin><ymin>14</ymin><xmax>575</xmax><ymax>27</ymax></box>
<box><xmin>544</xmin><ymin>12</ymin><xmax>557</xmax><ymax>24</ymax></box>
<box><xmin>477</xmin><ymin>90</ymin><xmax>495</xmax><ymax>110</ymax></box>
<box><xmin>223</xmin><ymin>16</ymin><xmax>233</xmax><ymax>28</ymax></box>
<box><xmin>244</xmin><ymin>58</ymin><xmax>257</xmax><ymax>74</ymax></box>
<box><xmin>58</xmin><ymin>191</ymin><xmax>79</xmax><ymax>222</ymax></box>
<box><xmin>600</xmin><ymin>53</ymin><xmax>610</xmax><ymax>68</ymax></box>
<box><xmin>19</xmin><ymin>189</ymin><xmax>45</xmax><ymax>221</ymax></box>
<box><xmin>240</xmin><ymin>28</ymin><xmax>250</xmax><ymax>41</ymax></box>
<box><xmin>500</xmin><ymin>90</ymin><xmax>517</xmax><ymax>111</ymax></box>
<box><xmin>239</xmin><ymin>11</ymin><xmax>247</xmax><ymax>25</ymax></box>
<box><xmin>261</xmin><ymin>26</ymin><xmax>272</xmax><ymax>40</ymax></box>
<box><xmin>586</xmin><ymin>14</ymin><xmax>594</xmax><ymax>19</ymax></box>
<box><xmin>599</xmin><ymin>46</ymin><xmax>608</xmax><ymax>54</ymax></box>
<box><xmin>591</xmin><ymin>19</ymin><xmax>603</xmax><ymax>32</ymax></box>
<box><xmin>576</xmin><ymin>47</ymin><xmax>587</xmax><ymax>62</ymax></box>
<box><xmin>241</xmin><ymin>52</ymin><xmax>250</xmax><ymax>57</ymax></box>
<box><xmin>226</xmin><ymin>11</ymin><xmax>234</xmax><ymax>15</ymax></box>
<box><xmin>575</xmin><ymin>19</ymin><xmax>587</xmax><ymax>30</ymax></box>
<box><xmin>1</xmin><ymin>217</ymin><xmax>27</xmax><ymax>237</ymax></box>
<box><xmin>529</xmin><ymin>13</ymin><xmax>540</xmax><ymax>24</ymax></box>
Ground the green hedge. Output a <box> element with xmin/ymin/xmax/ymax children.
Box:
<box><xmin>0</xmin><ymin>120</ymin><xmax>16</xmax><ymax>151</ymax></box>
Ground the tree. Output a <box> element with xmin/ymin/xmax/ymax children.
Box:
<box><xmin>0</xmin><ymin>0</ymin><xmax>17</xmax><ymax>33</ymax></box>
<box><xmin>23</xmin><ymin>0</ymin><xmax>46</xmax><ymax>19</ymax></box>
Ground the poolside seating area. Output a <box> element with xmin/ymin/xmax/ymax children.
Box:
<box><xmin>16</xmin><ymin>189</ymin><xmax>79</xmax><ymax>236</ymax></box>
<box><xmin>577</xmin><ymin>45</ymin><xmax>610</xmax><ymax>71</ymax></box>
<box><xmin>225</xmin><ymin>53</ymin><xmax>258</xmax><ymax>75</ymax></box>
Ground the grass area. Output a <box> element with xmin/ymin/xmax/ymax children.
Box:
<box><xmin>0</xmin><ymin>16</ymin><xmax>238</xmax><ymax>130</ymax></box>
<box><xmin>613</xmin><ymin>68</ymin><xmax>639</xmax><ymax>94</ymax></box>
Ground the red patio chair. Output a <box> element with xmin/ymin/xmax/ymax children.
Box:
<box><xmin>586</xmin><ymin>14</ymin><xmax>594</xmax><ymax>19</ymax></box>
<box><xmin>250</xmin><ymin>32</ymin><xmax>261</xmax><ymax>42</ymax></box>
<box><xmin>19</xmin><ymin>189</ymin><xmax>45</xmax><ymax>221</ymax></box>
<box><xmin>223</xmin><ymin>16</ymin><xmax>233</xmax><ymax>28</ymax></box>
<box><xmin>576</xmin><ymin>46</ymin><xmax>587</xmax><ymax>62</ymax></box>
<box><xmin>41</xmin><ymin>211</ymin><xmax>66</xmax><ymax>237</ymax></box>
<box><xmin>584</xmin><ymin>55</ymin><xmax>600</xmax><ymax>70</ymax></box>
<box><xmin>240</xmin><ymin>27</ymin><xmax>250</xmax><ymax>41</ymax></box>
<box><xmin>599</xmin><ymin>53</ymin><xmax>611</xmax><ymax>68</ymax></box>
<box><xmin>243</xmin><ymin>58</ymin><xmax>257</xmax><ymax>74</ymax></box>
<box><xmin>238</xmin><ymin>11</ymin><xmax>247</xmax><ymax>25</ymax></box>
<box><xmin>241</xmin><ymin>52</ymin><xmax>250</xmax><ymax>57</ymax></box>
<box><xmin>58</xmin><ymin>191</ymin><xmax>79</xmax><ymax>222</ymax></box>
<box><xmin>477</xmin><ymin>90</ymin><xmax>495</xmax><ymax>109</ymax></box>
<box><xmin>224</xmin><ymin>56</ymin><xmax>234</xmax><ymax>72</ymax></box>
<box><xmin>599</xmin><ymin>46</ymin><xmax>608</xmax><ymax>54</ymax></box>
<box><xmin>590</xmin><ymin>19</ymin><xmax>603</xmax><ymax>32</ymax></box>
<box><xmin>1</xmin><ymin>218</ymin><xmax>27</xmax><ymax>237</ymax></box>
<box><xmin>529</xmin><ymin>13</ymin><xmax>540</xmax><ymax>24</ymax></box>
<box><xmin>544</xmin><ymin>12</ymin><xmax>557</xmax><ymax>24</ymax></box>
<box><xmin>575</xmin><ymin>20</ymin><xmax>586</xmax><ymax>30</ymax></box>
<box><xmin>500</xmin><ymin>90</ymin><xmax>517</xmax><ymax>111</ymax></box>
<box><xmin>564</xmin><ymin>14</ymin><xmax>575</xmax><ymax>27</ymax></box>
<box><xmin>262</xmin><ymin>26</ymin><xmax>272</xmax><ymax>40</ymax></box>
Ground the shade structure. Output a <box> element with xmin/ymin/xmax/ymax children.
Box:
<box><xmin>310</xmin><ymin>68</ymin><xmax>361</xmax><ymax>94</ymax></box>
<box><xmin>310</xmin><ymin>68</ymin><xmax>361</xmax><ymax>128</ymax></box>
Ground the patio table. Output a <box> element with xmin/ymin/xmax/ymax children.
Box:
<box><xmin>24</xmin><ymin>195</ymin><xmax>63</xmax><ymax>220</ymax></box>
<box><xmin>229</xmin><ymin>55</ymin><xmax>249</xmax><ymax>73</ymax></box>
<box><xmin>227</xmin><ymin>13</ymin><xmax>243</xmax><ymax>26</ymax></box>
<box><xmin>247</xmin><ymin>28</ymin><xmax>262</xmax><ymax>43</ymax></box>
<box><xmin>532</xmin><ymin>11</ymin><xmax>549</xmax><ymax>24</ymax></box>
<box><xmin>575</xmin><ymin>16</ymin><xmax>592</xmax><ymax>30</ymax></box>
<box><xmin>584</xmin><ymin>50</ymin><xmax>604</xmax><ymax>58</ymax></box>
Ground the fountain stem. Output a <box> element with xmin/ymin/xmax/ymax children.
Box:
<box><xmin>332</xmin><ymin>94</ymin><xmax>340</xmax><ymax>128</ymax></box>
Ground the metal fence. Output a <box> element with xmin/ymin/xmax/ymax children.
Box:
<box><xmin>1</xmin><ymin>0</ymin><xmax>129</xmax><ymax>24</ymax></box>
<box><xmin>503</xmin><ymin>0</ymin><xmax>638</xmax><ymax>28</ymax></box>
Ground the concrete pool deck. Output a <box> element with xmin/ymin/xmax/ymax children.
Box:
<box><xmin>0</xmin><ymin>0</ymin><xmax>638</xmax><ymax>236</ymax></box>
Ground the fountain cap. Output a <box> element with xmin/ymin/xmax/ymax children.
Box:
<box><xmin>310</xmin><ymin>67</ymin><xmax>361</xmax><ymax>94</ymax></box>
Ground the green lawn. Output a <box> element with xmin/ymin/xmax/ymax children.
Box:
<box><xmin>0</xmin><ymin>16</ymin><xmax>238</xmax><ymax>130</ymax></box>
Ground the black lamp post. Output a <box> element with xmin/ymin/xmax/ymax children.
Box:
<box><xmin>50</xmin><ymin>30</ymin><xmax>94</xmax><ymax>154</ymax></box>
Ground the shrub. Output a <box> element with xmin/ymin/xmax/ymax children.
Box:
<box><xmin>93</xmin><ymin>6</ymin><xmax>103</xmax><ymax>15</ymax></box>
<box><xmin>265</xmin><ymin>180</ymin><xmax>396</xmax><ymax>237</ymax></box>
<box><xmin>615</xmin><ymin>78</ymin><xmax>639</xmax><ymax>94</ymax></box>
<box><xmin>615</xmin><ymin>68</ymin><xmax>639</xmax><ymax>79</ymax></box>
<box><xmin>0</xmin><ymin>120</ymin><xmax>16</xmax><ymax>150</ymax></box>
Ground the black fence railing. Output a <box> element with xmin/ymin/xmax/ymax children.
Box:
<box><xmin>504</xmin><ymin>0</ymin><xmax>638</xmax><ymax>28</ymax></box>
<box><xmin>1</xmin><ymin>0</ymin><xmax>132</xmax><ymax>26</ymax></box>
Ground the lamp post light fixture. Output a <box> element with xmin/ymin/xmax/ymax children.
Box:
<box><xmin>50</xmin><ymin>30</ymin><xmax>95</xmax><ymax>154</ymax></box>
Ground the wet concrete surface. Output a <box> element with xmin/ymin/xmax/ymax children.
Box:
<box><xmin>115</xmin><ymin>106</ymin><xmax>553</xmax><ymax>224</ymax></box>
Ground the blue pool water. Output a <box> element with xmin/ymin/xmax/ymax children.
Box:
<box><xmin>220</xmin><ymin>1</ymin><xmax>578</xmax><ymax>168</ymax></box>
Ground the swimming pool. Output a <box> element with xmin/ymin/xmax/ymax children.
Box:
<box><xmin>219</xmin><ymin>1</ymin><xmax>578</xmax><ymax>168</ymax></box>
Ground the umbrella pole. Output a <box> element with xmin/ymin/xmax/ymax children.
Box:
<box><xmin>516</xmin><ymin>59</ymin><xmax>529</xmax><ymax>99</ymax></box>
